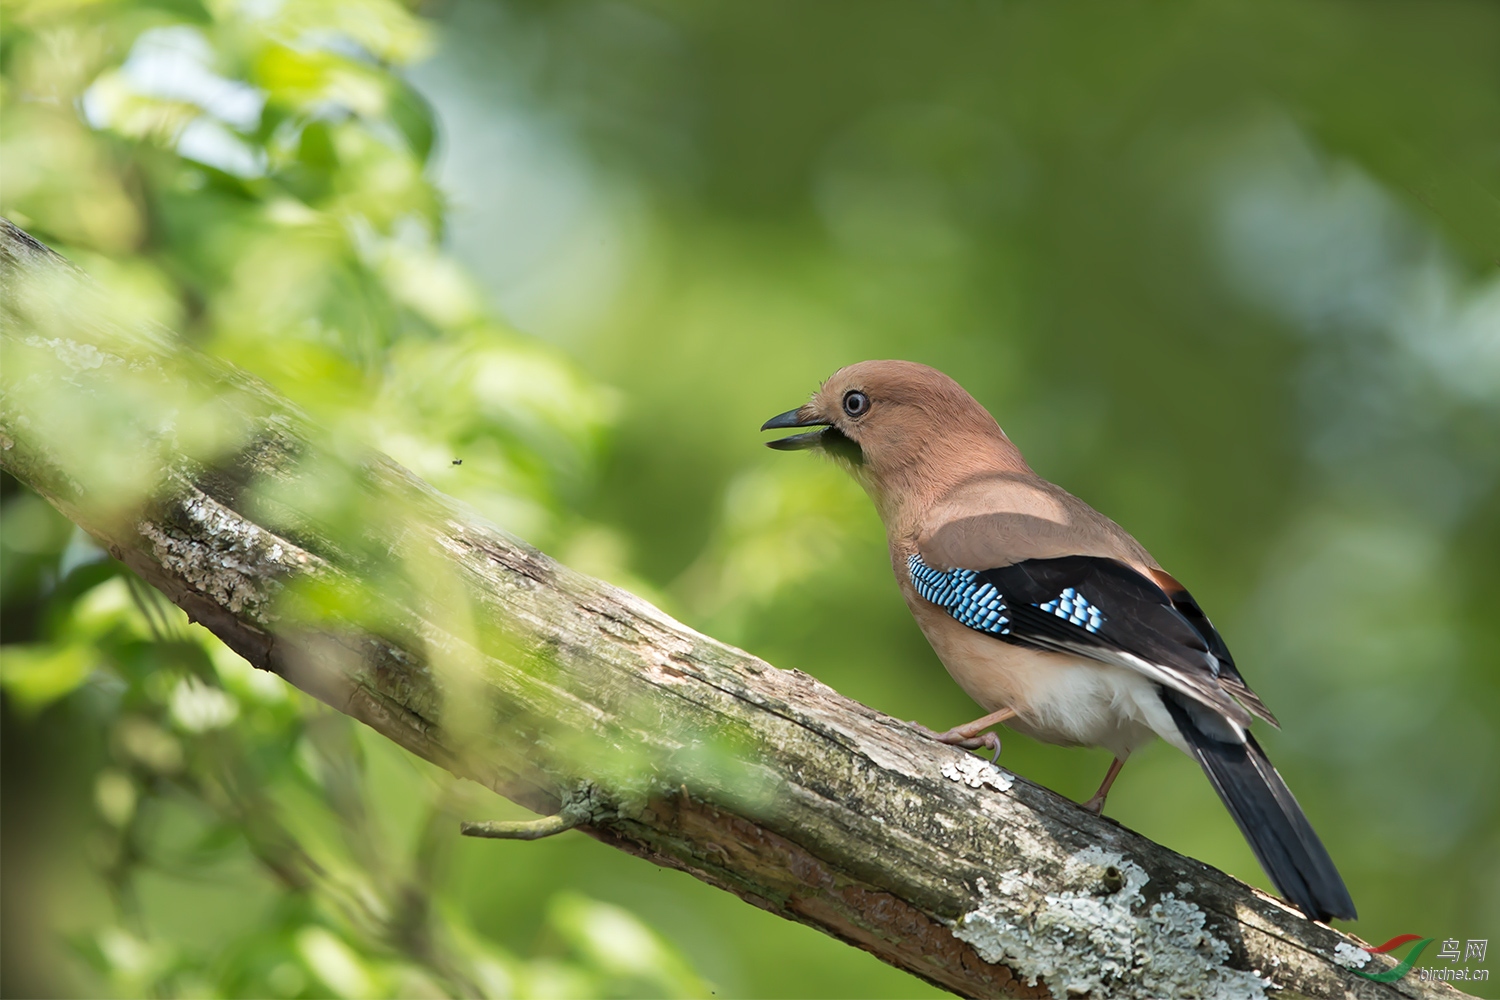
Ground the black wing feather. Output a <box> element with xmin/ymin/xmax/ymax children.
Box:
<box><xmin>1157</xmin><ymin>582</ymin><xmax>1279</xmax><ymax>727</ymax></box>
<box><xmin>986</xmin><ymin>557</ymin><xmax>1209</xmax><ymax>657</ymax></box>
<box><xmin>977</xmin><ymin>556</ymin><xmax>1251</xmax><ymax>726</ymax></box>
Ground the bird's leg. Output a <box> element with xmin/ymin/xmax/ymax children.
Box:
<box><xmin>910</xmin><ymin>707</ymin><xmax>1016</xmax><ymax>760</ymax></box>
<box><xmin>1081</xmin><ymin>755</ymin><xmax>1128</xmax><ymax>814</ymax></box>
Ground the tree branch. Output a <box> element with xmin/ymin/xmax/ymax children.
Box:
<box><xmin>0</xmin><ymin>219</ymin><xmax>1470</xmax><ymax>1000</ymax></box>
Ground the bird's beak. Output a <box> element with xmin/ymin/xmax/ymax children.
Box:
<box><xmin>760</xmin><ymin>407</ymin><xmax>830</xmax><ymax>451</ymax></box>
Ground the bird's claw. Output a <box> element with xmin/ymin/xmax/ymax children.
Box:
<box><xmin>907</xmin><ymin>719</ymin><xmax>1003</xmax><ymax>761</ymax></box>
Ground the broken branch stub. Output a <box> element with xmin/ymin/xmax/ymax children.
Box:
<box><xmin>0</xmin><ymin>219</ymin><xmax>1471</xmax><ymax>1000</ymax></box>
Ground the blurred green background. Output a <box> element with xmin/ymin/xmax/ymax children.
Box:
<box><xmin>3</xmin><ymin>0</ymin><xmax>1499</xmax><ymax>997</ymax></box>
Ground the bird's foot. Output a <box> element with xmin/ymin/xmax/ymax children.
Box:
<box><xmin>908</xmin><ymin>720</ymin><xmax>1002</xmax><ymax>760</ymax></box>
<box><xmin>1079</xmin><ymin>793</ymin><xmax>1106</xmax><ymax>815</ymax></box>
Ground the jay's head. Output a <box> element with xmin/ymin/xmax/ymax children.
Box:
<box><xmin>762</xmin><ymin>360</ymin><xmax>1028</xmax><ymax>513</ymax></box>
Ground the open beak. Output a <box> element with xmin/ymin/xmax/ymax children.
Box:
<box><xmin>760</xmin><ymin>407</ymin><xmax>830</xmax><ymax>450</ymax></box>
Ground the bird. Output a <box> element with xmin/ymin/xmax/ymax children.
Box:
<box><xmin>761</xmin><ymin>359</ymin><xmax>1356</xmax><ymax>923</ymax></box>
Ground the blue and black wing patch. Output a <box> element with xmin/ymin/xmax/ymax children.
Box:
<box><xmin>908</xmin><ymin>552</ymin><xmax>1267</xmax><ymax>727</ymax></box>
<box><xmin>906</xmin><ymin>555</ymin><xmax>1109</xmax><ymax>637</ymax></box>
<box><xmin>907</xmin><ymin>560</ymin><xmax>1013</xmax><ymax>635</ymax></box>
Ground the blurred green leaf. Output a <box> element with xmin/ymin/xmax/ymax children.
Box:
<box><xmin>388</xmin><ymin>78</ymin><xmax>437</xmax><ymax>165</ymax></box>
<box><xmin>296</xmin><ymin>926</ymin><xmax>381</xmax><ymax>1000</ymax></box>
<box><xmin>546</xmin><ymin>892</ymin><xmax>709</xmax><ymax>999</ymax></box>
<box><xmin>0</xmin><ymin>642</ymin><xmax>96</xmax><ymax>711</ymax></box>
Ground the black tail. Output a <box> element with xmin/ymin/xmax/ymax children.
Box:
<box><xmin>1161</xmin><ymin>691</ymin><xmax>1356</xmax><ymax>922</ymax></box>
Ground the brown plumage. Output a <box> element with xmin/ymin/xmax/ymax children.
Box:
<box><xmin>762</xmin><ymin>359</ymin><xmax>1355</xmax><ymax>923</ymax></box>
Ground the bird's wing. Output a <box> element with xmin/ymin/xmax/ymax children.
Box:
<box><xmin>908</xmin><ymin>550</ymin><xmax>1261</xmax><ymax>730</ymax></box>
<box><xmin>1144</xmin><ymin>568</ymin><xmax>1278</xmax><ymax>727</ymax></box>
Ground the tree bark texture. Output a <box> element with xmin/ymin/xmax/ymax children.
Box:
<box><xmin>0</xmin><ymin>220</ymin><xmax>1472</xmax><ymax>1000</ymax></box>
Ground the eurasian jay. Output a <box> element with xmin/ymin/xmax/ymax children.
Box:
<box><xmin>762</xmin><ymin>360</ymin><xmax>1356</xmax><ymax>923</ymax></box>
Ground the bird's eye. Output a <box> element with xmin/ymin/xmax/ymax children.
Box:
<box><xmin>842</xmin><ymin>390</ymin><xmax>870</xmax><ymax>418</ymax></box>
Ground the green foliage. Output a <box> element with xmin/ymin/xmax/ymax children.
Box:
<box><xmin>1</xmin><ymin>1</ymin><xmax>700</xmax><ymax>997</ymax></box>
<box><xmin>3</xmin><ymin>0</ymin><xmax>609</xmax><ymax>542</ymax></box>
